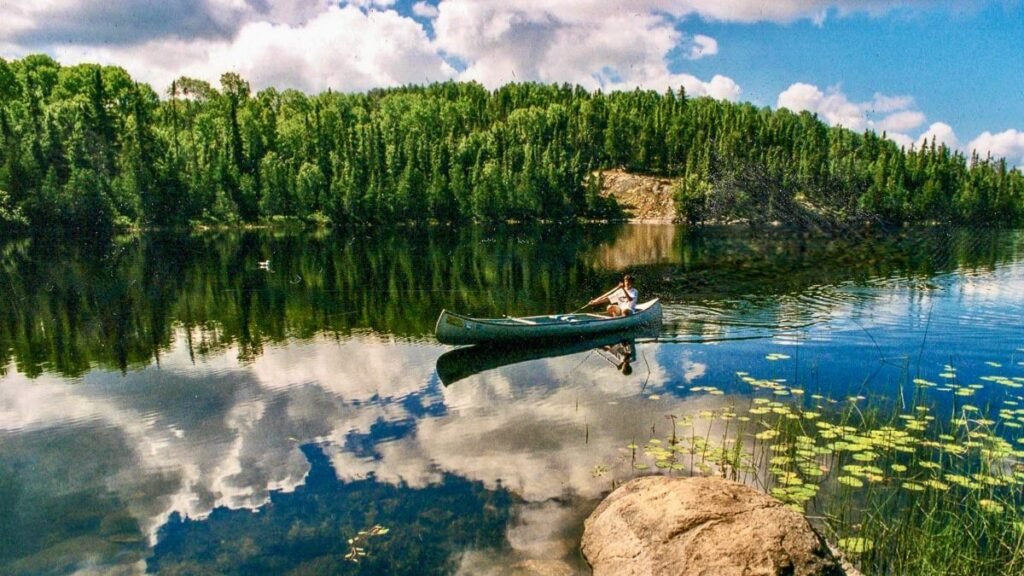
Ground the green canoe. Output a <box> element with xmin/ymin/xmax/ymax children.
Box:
<box><xmin>434</xmin><ymin>299</ymin><xmax>662</xmax><ymax>346</ymax></box>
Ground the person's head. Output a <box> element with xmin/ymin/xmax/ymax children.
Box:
<box><xmin>623</xmin><ymin>274</ymin><xmax>634</xmax><ymax>288</ymax></box>
<box><xmin>620</xmin><ymin>360</ymin><xmax>633</xmax><ymax>376</ymax></box>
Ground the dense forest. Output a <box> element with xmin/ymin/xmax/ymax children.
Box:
<box><xmin>1</xmin><ymin>54</ymin><xmax>1023</xmax><ymax>233</ymax></box>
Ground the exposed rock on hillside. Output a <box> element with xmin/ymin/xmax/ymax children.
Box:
<box><xmin>598</xmin><ymin>169</ymin><xmax>677</xmax><ymax>221</ymax></box>
<box><xmin>596</xmin><ymin>168</ymin><xmax>869</xmax><ymax>232</ymax></box>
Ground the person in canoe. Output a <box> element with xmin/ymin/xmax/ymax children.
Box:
<box><xmin>588</xmin><ymin>274</ymin><xmax>638</xmax><ymax>317</ymax></box>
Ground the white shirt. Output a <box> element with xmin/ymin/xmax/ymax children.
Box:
<box><xmin>616</xmin><ymin>286</ymin><xmax>638</xmax><ymax>313</ymax></box>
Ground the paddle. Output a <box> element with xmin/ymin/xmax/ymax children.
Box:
<box><xmin>571</xmin><ymin>284</ymin><xmax>623</xmax><ymax>315</ymax></box>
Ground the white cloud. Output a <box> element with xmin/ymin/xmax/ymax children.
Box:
<box><xmin>777</xmin><ymin>82</ymin><xmax>870</xmax><ymax>131</ymax></box>
<box><xmin>247</xmin><ymin>0</ymin><xmax>334</xmax><ymax>25</ymax></box>
<box><xmin>917</xmin><ymin>122</ymin><xmax>959</xmax><ymax>150</ymax></box>
<box><xmin>777</xmin><ymin>82</ymin><xmax>924</xmax><ymax>147</ymax></box>
<box><xmin>433</xmin><ymin>2</ymin><xmax>739</xmax><ymax>98</ymax></box>
<box><xmin>871</xmin><ymin>93</ymin><xmax>915</xmax><ymax>113</ymax></box>
<box><xmin>673</xmin><ymin>0</ymin><xmax>830</xmax><ymax>24</ymax></box>
<box><xmin>916</xmin><ymin>124</ymin><xmax>1024</xmax><ymax>167</ymax></box>
<box><xmin>777</xmin><ymin>82</ymin><xmax>1024</xmax><ymax>164</ymax></box>
<box><xmin>968</xmin><ymin>129</ymin><xmax>1024</xmax><ymax>165</ymax></box>
<box><xmin>344</xmin><ymin>0</ymin><xmax>399</xmax><ymax>8</ymax></box>
<box><xmin>52</xmin><ymin>5</ymin><xmax>456</xmax><ymax>94</ymax></box>
<box><xmin>1</xmin><ymin>0</ymin><xmax>267</xmax><ymax>45</ymax></box>
<box><xmin>776</xmin><ymin>83</ymin><xmax>823</xmax><ymax>113</ymax></box>
<box><xmin>878</xmin><ymin>110</ymin><xmax>926</xmax><ymax>133</ymax></box>
<box><xmin>885</xmin><ymin>131</ymin><xmax>915</xmax><ymax>150</ymax></box>
<box><xmin>667</xmin><ymin>1</ymin><xmax>971</xmax><ymax>24</ymax></box>
<box><xmin>413</xmin><ymin>1</ymin><xmax>440</xmax><ymax>19</ymax></box>
<box><xmin>686</xmin><ymin>34</ymin><xmax>719</xmax><ymax>60</ymax></box>
<box><xmin>14</xmin><ymin>1</ymin><xmax>739</xmax><ymax>99</ymax></box>
<box><xmin>704</xmin><ymin>74</ymin><xmax>742</xmax><ymax>100</ymax></box>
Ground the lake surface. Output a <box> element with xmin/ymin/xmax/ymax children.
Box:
<box><xmin>1</xmin><ymin>224</ymin><xmax>1022</xmax><ymax>574</ymax></box>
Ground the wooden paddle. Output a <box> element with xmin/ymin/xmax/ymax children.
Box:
<box><xmin>571</xmin><ymin>284</ymin><xmax>623</xmax><ymax>315</ymax></box>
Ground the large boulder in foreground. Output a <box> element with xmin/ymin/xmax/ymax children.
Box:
<box><xmin>582</xmin><ymin>476</ymin><xmax>844</xmax><ymax>576</ymax></box>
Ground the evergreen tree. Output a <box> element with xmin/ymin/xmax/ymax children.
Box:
<box><xmin>0</xmin><ymin>54</ymin><xmax>1022</xmax><ymax>231</ymax></box>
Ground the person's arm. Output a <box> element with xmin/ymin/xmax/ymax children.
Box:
<box><xmin>588</xmin><ymin>283</ymin><xmax>623</xmax><ymax>305</ymax></box>
<box><xmin>611</xmin><ymin>285</ymin><xmax>630</xmax><ymax>303</ymax></box>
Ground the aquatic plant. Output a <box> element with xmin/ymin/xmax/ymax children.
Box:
<box><xmin>624</xmin><ymin>352</ymin><xmax>1024</xmax><ymax>575</ymax></box>
<box><xmin>344</xmin><ymin>524</ymin><xmax>390</xmax><ymax>563</ymax></box>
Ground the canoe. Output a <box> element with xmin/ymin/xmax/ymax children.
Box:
<box><xmin>436</xmin><ymin>325</ymin><xmax>660</xmax><ymax>386</ymax></box>
<box><xmin>434</xmin><ymin>299</ymin><xmax>662</xmax><ymax>346</ymax></box>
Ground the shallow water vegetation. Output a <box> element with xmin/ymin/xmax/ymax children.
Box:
<box><xmin>626</xmin><ymin>356</ymin><xmax>1024</xmax><ymax>576</ymax></box>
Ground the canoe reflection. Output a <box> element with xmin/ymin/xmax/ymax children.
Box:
<box><xmin>435</xmin><ymin>326</ymin><xmax>660</xmax><ymax>386</ymax></box>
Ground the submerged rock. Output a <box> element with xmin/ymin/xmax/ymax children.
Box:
<box><xmin>582</xmin><ymin>476</ymin><xmax>845</xmax><ymax>576</ymax></box>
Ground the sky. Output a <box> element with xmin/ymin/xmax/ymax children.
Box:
<box><xmin>2</xmin><ymin>0</ymin><xmax>1024</xmax><ymax>164</ymax></box>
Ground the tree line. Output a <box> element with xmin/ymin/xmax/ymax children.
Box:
<box><xmin>1</xmin><ymin>54</ymin><xmax>1022</xmax><ymax>233</ymax></box>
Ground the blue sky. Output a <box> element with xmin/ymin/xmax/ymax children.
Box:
<box><xmin>1</xmin><ymin>1</ymin><xmax>1023</xmax><ymax>163</ymax></box>
<box><xmin>681</xmin><ymin>4</ymin><xmax>1024</xmax><ymax>139</ymax></box>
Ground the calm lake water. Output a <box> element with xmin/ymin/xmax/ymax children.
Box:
<box><xmin>1</xmin><ymin>224</ymin><xmax>1022</xmax><ymax>574</ymax></box>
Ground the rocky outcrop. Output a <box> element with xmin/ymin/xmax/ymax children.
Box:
<box><xmin>598</xmin><ymin>169</ymin><xmax>677</xmax><ymax>221</ymax></box>
<box><xmin>581</xmin><ymin>476</ymin><xmax>845</xmax><ymax>576</ymax></box>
